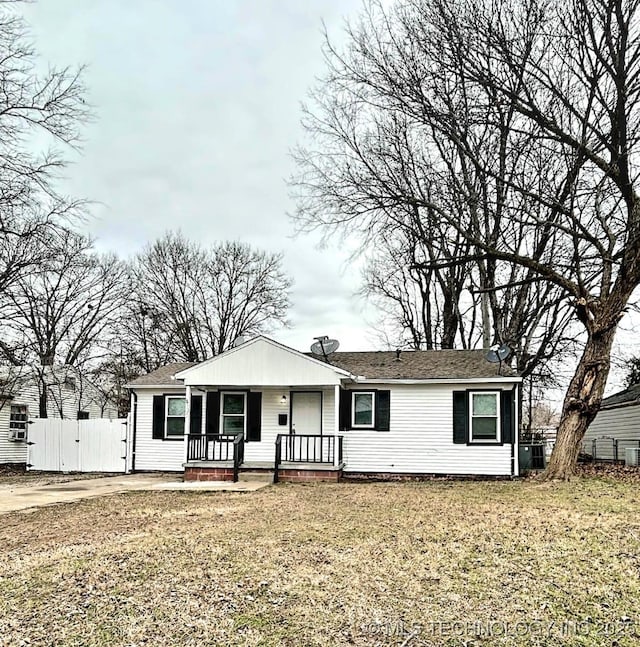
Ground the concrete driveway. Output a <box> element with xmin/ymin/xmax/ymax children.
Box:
<box><xmin>0</xmin><ymin>474</ymin><xmax>269</xmax><ymax>514</ymax></box>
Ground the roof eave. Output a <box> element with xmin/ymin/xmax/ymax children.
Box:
<box><xmin>355</xmin><ymin>376</ymin><xmax>522</xmax><ymax>384</ymax></box>
<box><xmin>600</xmin><ymin>399</ymin><xmax>640</xmax><ymax>411</ymax></box>
<box><xmin>125</xmin><ymin>383</ymin><xmax>186</xmax><ymax>390</ymax></box>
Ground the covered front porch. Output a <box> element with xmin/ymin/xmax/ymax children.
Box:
<box><xmin>181</xmin><ymin>384</ymin><xmax>346</xmax><ymax>482</ymax></box>
<box><xmin>182</xmin><ymin>382</ymin><xmax>346</xmax><ymax>483</ymax></box>
<box><xmin>174</xmin><ymin>337</ymin><xmax>353</xmax><ymax>483</ymax></box>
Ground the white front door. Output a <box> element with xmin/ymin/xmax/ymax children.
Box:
<box><xmin>291</xmin><ymin>392</ymin><xmax>322</xmax><ymax>435</ymax></box>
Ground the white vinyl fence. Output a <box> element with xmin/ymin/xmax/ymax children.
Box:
<box><xmin>27</xmin><ymin>418</ymin><xmax>129</xmax><ymax>473</ymax></box>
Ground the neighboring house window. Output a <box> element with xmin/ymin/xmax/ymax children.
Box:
<box><xmin>10</xmin><ymin>405</ymin><xmax>28</xmax><ymax>436</ymax></box>
<box><xmin>469</xmin><ymin>392</ymin><xmax>500</xmax><ymax>442</ymax></box>
<box><xmin>352</xmin><ymin>391</ymin><xmax>375</xmax><ymax>428</ymax></box>
<box><xmin>165</xmin><ymin>396</ymin><xmax>186</xmax><ymax>437</ymax></box>
<box><xmin>77</xmin><ymin>411</ymin><xmax>89</xmax><ymax>420</ymax></box>
<box><xmin>221</xmin><ymin>392</ymin><xmax>246</xmax><ymax>435</ymax></box>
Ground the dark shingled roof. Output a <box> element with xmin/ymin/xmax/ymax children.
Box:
<box><xmin>127</xmin><ymin>362</ymin><xmax>196</xmax><ymax>386</ymax></box>
<box><xmin>601</xmin><ymin>383</ymin><xmax>640</xmax><ymax>408</ymax></box>
<box><xmin>310</xmin><ymin>349</ymin><xmax>516</xmax><ymax>380</ymax></box>
<box><xmin>128</xmin><ymin>349</ymin><xmax>517</xmax><ymax>387</ymax></box>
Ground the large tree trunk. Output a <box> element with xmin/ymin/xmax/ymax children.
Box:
<box><xmin>542</xmin><ymin>325</ymin><xmax>618</xmax><ymax>480</ymax></box>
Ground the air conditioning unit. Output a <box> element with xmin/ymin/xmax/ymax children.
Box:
<box><xmin>625</xmin><ymin>447</ymin><xmax>640</xmax><ymax>467</ymax></box>
<box><xmin>8</xmin><ymin>428</ymin><xmax>27</xmax><ymax>442</ymax></box>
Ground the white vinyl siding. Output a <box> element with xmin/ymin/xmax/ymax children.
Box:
<box><xmin>133</xmin><ymin>389</ymin><xmax>187</xmax><ymax>471</ymax></box>
<box><xmin>132</xmin><ymin>382</ymin><xmax>517</xmax><ymax>477</ymax></box>
<box><xmin>178</xmin><ymin>337</ymin><xmax>346</xmax><ymax>386</ymax></box>
<box><xmin>342</xmin><ymin>383</ymin><xmax>516</xmax><ymax>476</ymax></box>
<box><xmin>582</xmin><ymin>404</ymin><xmax>640</xmax><ymax>460</ymax></box>
<box><xmin>0</xmin><ymin>403</ymin><xmax>27</xmax><ymax>465</ymax></box>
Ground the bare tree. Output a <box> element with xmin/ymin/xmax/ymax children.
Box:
<box><xmin>292</xmin><ymin>17</ymin><xmax>577</xmax><ymax>379</ymax></box>
<box><xmin>0</xmin><ymin>2</ymin><xmax>89</xmax><ymax>297</ymax></box>
<box><xmin>362</xmin><ymin>227</ymin><xmax>482</xmax><ymax>350</ymax></box>
<box><xmin>0</xmin><ymin>231</ymin><xmax>128</xmax><ymax>416</ymax></box>
<box><xmin>90</xmin><ymin>350</ymin><xmax>142</xmax><ymax>417</ymax></box>
<box><xmin>623</xmin><ymin>357</ymin><xmax>640</xmax><ymax>388</ymax></box>
<box><xmin>126</xmin><ymin>232</ymin><xmax>292</xmax><ymax>366</ymax></box>
<box><xmin>291</xmin><ymin>0</ymin><xmax>634</xmax><ymax>478</ymax></box>
<box><xmin>0</xmin><ymin>364</ymin><xmax>28</xmax><ymax>413</ymax></box>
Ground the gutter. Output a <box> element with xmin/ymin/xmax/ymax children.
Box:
<box><xmin>599</xmin><ymin>399</ymin><xmax>640</xmax><ymax>412</ymax></box>
<box><xmin>123</xmin><ymin>384</ymin><xmax>186</xmax><ymax>390</ymax></box>
<box><xmin>512</xmin><ymin>383</ymin><xmax>521</xmax><ymax>478</ymax></box>
<box><xmin>355</xmin><ymin>376</ymin><xmax>523</xmax><ymax>385</ymax></box>
<box><xmin>130</xmin><ymin>391</ymin><xmax>138</xmax><ymax>473</ymax></box>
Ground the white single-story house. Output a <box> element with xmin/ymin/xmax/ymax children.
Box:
<box><xmin>0</xmin><ymin>366</ymin><xmax>119</xmax><ymax>467</ymax></box>
<box><xmin>582</xmin><ymin>384</ymin><xmax>640</xmax><ymax>462</ymax></box>
<box><xmin>126</xmin><ymin>336</ymin><xmax>521</xmax><ymax>481</ymax></box>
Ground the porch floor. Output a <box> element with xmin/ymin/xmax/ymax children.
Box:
<box><xmin>184</xmin><ymin>460</ymin><xmax>344</xmax><ymax>471</ymax></box>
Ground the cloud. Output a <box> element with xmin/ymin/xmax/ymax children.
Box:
<box><xmin>24</xmin><ymin>0</ymin><xmax>376</xmax><ymax>352</ymax></box>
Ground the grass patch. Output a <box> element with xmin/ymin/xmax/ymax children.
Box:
<box><xmin>0</xmin><ymin>471</ymin><xmax>113</xmax><ymax>487</ymax></box>
<box><xmin>1</xmin><ymin>478</ymin><xmax>639</xmax><ymax>645</ymax></box>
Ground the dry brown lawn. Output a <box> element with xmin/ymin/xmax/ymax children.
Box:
<box><xmin>1</xmin><ymin>477</ymin><xmax>639</xmax><ymax>646</ymax></box>
<box><xmin>0</xmin><ymin>469</ymin><xmax>112</xmax><ymax>487</ymax></box>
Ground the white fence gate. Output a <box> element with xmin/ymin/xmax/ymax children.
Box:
<box><xmin>27</xmin><ymin>418</ymin><xmax>129</xmax><ymax>473</ymax></box>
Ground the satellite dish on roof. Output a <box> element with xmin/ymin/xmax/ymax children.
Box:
<box><xmin>485</xmin><ymin>343</ymin><xmax>512</xmax><ymax>375</ymax></box>
<box><xmin>311</xmin><ymin>336</ymin><xmax>340</xmax><ymax>357</ymax></box>
<box><xmin>233</xmin><ymin>335</ymin><xmax>247</xmax><ymax>348</ymax></box>
<box><xmin>496</xmin><ymin>343</ymin><xmax>511</xmax><ymax>361</ymax></box>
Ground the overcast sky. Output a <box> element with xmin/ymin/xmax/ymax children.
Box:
<box><xmin>23</xmin><ymin>0</ymin><xmax>380</xmax><ymax>354</ymax></box>
<box><xmin>19</xmin><ymin>1</ymin><xmax>640</xmax><ymax>397</ymax></box>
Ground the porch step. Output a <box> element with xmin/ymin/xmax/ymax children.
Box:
<box><xmin>238</xmin><ymin>471</ymin><xmax>274</xmax><ymax>483</ymax></box>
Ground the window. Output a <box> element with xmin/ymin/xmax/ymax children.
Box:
<box><xmin>77</xmin><ymin>411</ymin><xmax>89</xmax><ymax>420</ymax></box>
<box><xmin>352</xmin><ymin>391</ymin><xmax>375</xmax><ymax>428</ymax></box>
<box><xmin>221</xmin><ymin>392</ymin><xmax>246</xmax><ymax>435</ymax></box>
<box><xmin>165</xmin><ymin>396</ymin><xmax>186</xmax><ymax>437</ymax></box>
<box><xmin>10</xmin><ymin>405</ymin><xmax>28</xmax><ymax>435</ymax></box>
<box><xmin>469</xmin><ymin>392</ymin><xmax>500</xmax><ymax>442</ymax></box>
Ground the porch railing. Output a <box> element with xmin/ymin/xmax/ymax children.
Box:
<box><xmin>186</xmin><ymin>433</ymin><xmax>245</xmax><ymax>482</ymax></box>
<box><xmin>233</xmin><ymin>434</ymin><xmax>244</xmax><ymax>481</ymax></box>
<box><xmin>274</xmin><ymin>434</ymin><xmax>342</xmax><ymax>484</ymax></box>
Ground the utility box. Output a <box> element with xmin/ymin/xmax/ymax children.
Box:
<box><xmin>519</xmin><ymin>443</ymin><xmax>546</xmax><ymax>471</ymax></box>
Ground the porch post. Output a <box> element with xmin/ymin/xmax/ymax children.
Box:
<box><xmin>183</xmin><ymin>385</ymin><xmax>191</xmax><ymax>465</ymax></box>
<box><xmin>334</xmin><ymin>384</ymin><xmax>340</xmax><ymax>467</ymax></box>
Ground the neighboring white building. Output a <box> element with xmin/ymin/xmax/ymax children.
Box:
<box><xmin>582</xmin><ymin>384</ymin><xmax>640</xmax><ymax>462</ymax></box>
<box><xmin>126</xmin><ymin>336</ymin><xmax>522</xmax><ymax>481</ymax></box>
<box><xmin>0</xmin><ymin>366</ymin><xmax>119</xmax><ymax>466</ymax></box>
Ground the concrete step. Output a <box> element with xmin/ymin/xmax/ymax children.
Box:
<box><xmin>238</xmin><ymin>471</ymin><xmax>274</xmax><ymax>483</ymax></box>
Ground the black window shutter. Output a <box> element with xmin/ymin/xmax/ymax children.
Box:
<box><xmin>339</xmin><ymin>388</ymin><xmax>351</xmax><ymax>431</ymax></box>
<box><xmin>152</xmin><ymin>395</ymin><xmax>165</xmax><ymax>439</ymax></box>
<box><xmin>247</xmin><ymin>392</ymin><xmax>262</xmax><ymax>442</ymax></box>
<box><xmin>500</xmin><ymin>390</ymin><xmax>514</xmax><ymax>444</ymax></box>
<box><xmin>375</xmin><ymin>390</ymin><xmax>391</xmax><ymax>431</ymax></box>
<box><xmin>190</xmin><ymin>395</ymin><xmax>203</xmax><ymax>435</ymax></box>
<box><xmin>452</xmin><ymin>391</ymin><xmax>468</xmax><ymax>444</ymax></box>
<box><xmin>206</xmin><ymin>391</ymin><xmax>220</xmax><ymax>435</ymax></box>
